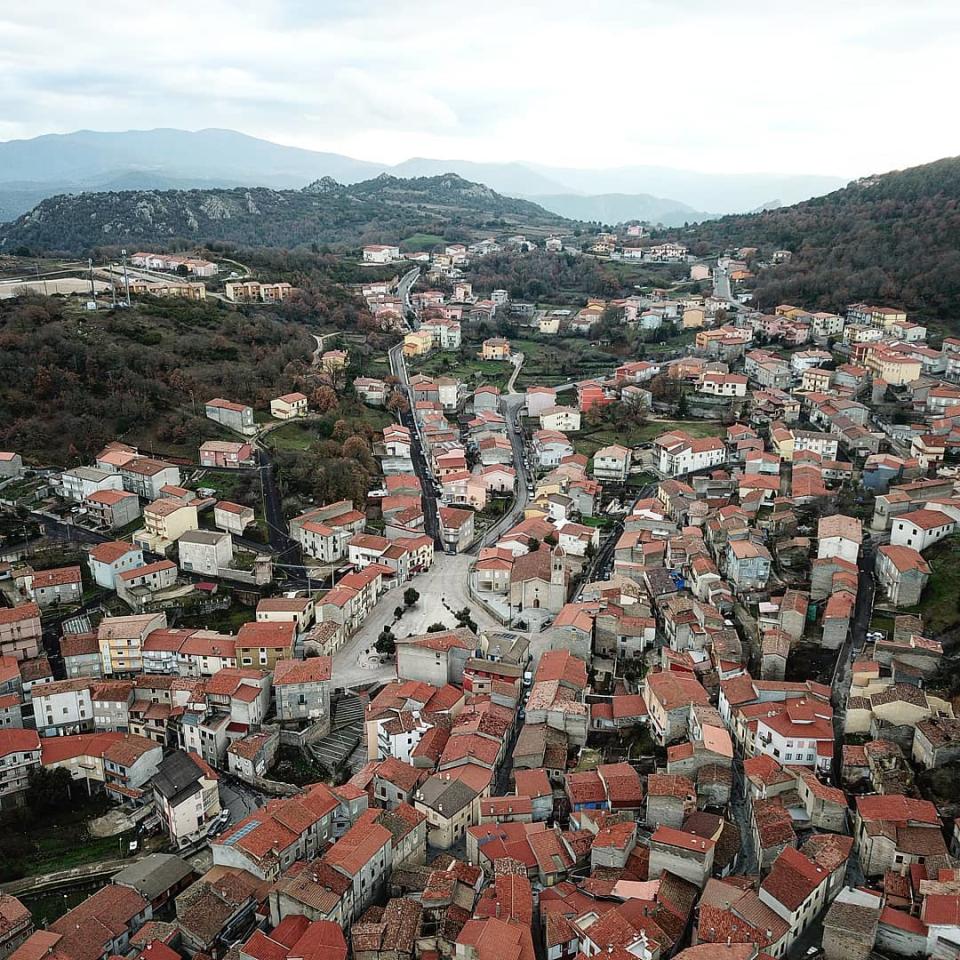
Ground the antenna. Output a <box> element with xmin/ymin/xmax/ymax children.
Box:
<box><xmin>121</xmin><ymin>249</ymin><xmax>131</xmax><ymax>306</ymax></box>
<box><xmin>88</xmin><ymin>258</ymin><xmax>97</xmax><ymax>309</ymax></box>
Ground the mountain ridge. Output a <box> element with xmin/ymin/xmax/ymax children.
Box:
<box><xmin>0</xmin><ymin>127</ymin><xmax>846</xmax><ymax>222</ymax></box>
<box><xmin>0</xmin><ymin>173</ymin><xmax>569</xmax><ymax>254</ymax></box>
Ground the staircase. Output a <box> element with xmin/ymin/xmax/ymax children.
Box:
<box><xmin>308</xmin><ymin>693</ymin><xmax>364</xmax><ymax>772</ymax></box>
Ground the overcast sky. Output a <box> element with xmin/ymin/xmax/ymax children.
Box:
<box><xmin>2</xmin><ymin>0</ymin><xmax>958</xmax><ymax>177</ymax></box>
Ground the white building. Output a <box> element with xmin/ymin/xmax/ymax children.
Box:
<box><xmin>34</xmin><ymin>679</ymin><xmax>94</xmax><ymax>736</ymax></box>
<box><xmin>592</xmin><ymin>444</ymin><xmax>632</xmax><ymax>482</ymax></box>
<box><xmin>363</xmin><ymin>244</ymin><xmax>400</xmax><ymax>263</ymax></box>
<box><xmin>655</xmin><ymin>431</ymin><xmax>726</xmax><ymax>477</ymax></box>
<box><xmin>540</xmin><ymin>406</ymin><xmax>582</xmax><ymax>432</ymax></box>
<box><xmin>816</xmin><ymin>515</ymin><xmax>862</xmax><ymax>565</ymax></box>
<box><xmin>890</xmin><ymin>509</ymin><xmax>956</xmax><ymax>552</ymax></box>
<box><xmin>59</xmin><ymin>466</ymin><xmax>124</xmax><ymax>502</ymax></box>
<box><xmin>87</xmin><ymin>542</ymin><xmax>145</xmax><ymax>590</ymax></box>
<box><xmin>698</xmin><ymin>373</ymin><xmax>748</xmax><ymax>398</ymax></box>
<box><xmin>178</xmin><ymin>530</ymin><xmax>234</xmax><ymax>576</ymax></box>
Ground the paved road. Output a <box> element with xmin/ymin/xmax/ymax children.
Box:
<box><xmin>471</xmin><ymin>394</ymin><xmax>531</xmax><ymax>553</ymax></box>
<box><xmin>728</xmin><ymin>757</ymin><xmax>758</xmax><ymax>873</ymax></box>
<box><xmin>331</xmin><ymin>553</ymin><xmax>499</xmax><ymax>688</ymax></box>
<box><xmin>397</xmin><ymin>267</ymin><xmax>421</xmax><ymax>324</ymax></box>
<box><xmin>31</xmin><ymin>512</ymin><xmax>113</xmax><ymax>547</ymax></box>
<box><xmin>255</xmin><ymin>446</ymin><xmax>299</xmax><ymax>558</ymax></box>
<box><xmin>506</xmin><ymin>353</ymin><xmax>524</xmax><ymax>395</ymax></box>
<box><xmin>388</xmin><ymin>342</ymin><xmax>440</xmax><ymax>543</ymax></box>
<box><xmin>830</xmin><ymin>540</ymin><xmax>876</xmax><ymax>777</ymax></box>
<box><xmin>219</xmin><ymin>775</ymin><xmax>269</xmax><ymax>823</ymax></box>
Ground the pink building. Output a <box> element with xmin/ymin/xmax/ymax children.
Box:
<box><xmin>199</xmin><ymin>441</ymin><xmax>253</xmax><ymax>469</ymax></box>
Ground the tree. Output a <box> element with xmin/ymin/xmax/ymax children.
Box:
<box><xmin>403</xmin><ymin>587</ymin><xmax>420</xmax><ymax>607</ymax></box>
<box><xmin>27</xmin><ymin>766</ymin><xmax>73</xmax><ymax>813</ymax></box>
<box><xmin>312</xmin><ymin>385</ymin><xmax>339</xmax><ymax>412</ymax></box>
<box><xmin>676</xmin><ymin>391</ymin><xmax>690</xmax><ymax>418</ymax></box>
<box><xmin>375</xmin><ymin>629</ymin><xmax>395</xmax><ymax>656</ymax></box>
<box><xmin>454</xmin><ymin>606</ymin><xmax>478</xmax><ymax>633</ymax></box>
<box><xmin>386</xmin><ymin>392</ymin><xmax>409</xmax><ymax>414</ymax></box>
<box><xmin>650</xmin><ymin>373</ymin><xmax>679</xmax><ymax>404</ymax></box>
<box><xmin>427</xmin><ymin>622</ymin><xmax>447</xmax><ymax>633</ymax></box>
<box><xmin>394</xmin><ymin>606</ymin><xmax>404</xmax><ymax>620</ymax></box>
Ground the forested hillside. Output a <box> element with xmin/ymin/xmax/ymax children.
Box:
<box><xmin>0</xmin><ymin>296</ymin><xmax>318</xmax><ymax>463</ymax></box>
<box><xmin>680</xmin><ymin>156</ymin><xmax>960</xmax><ymax>320</ymax></box>
<box><xmin>0</xmin><ymin>173</ymin><xmax>568</xmax><ymax>255</ymax></box>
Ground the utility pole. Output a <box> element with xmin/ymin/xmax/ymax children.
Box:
<box><xmin>87</xmin><ymin>258</ymin><xmax>97</xmax><ymax>309</ymax></box>
<box><xmin>121</xmin><ymin>249</ymin><xmax>131</xmax><ymax>306</ymax></box>
<box><xmin>35</xmin><ymin>261</ymin><xmax>48</xmax><ymax>296</ymax></box>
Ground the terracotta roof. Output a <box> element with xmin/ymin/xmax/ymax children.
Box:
<box><xmin>761</xmin><ymin>847</ymin><xmax>828</xmax><ymax>911</ymax></box>
<box><xmin>88</xmin><ymin>541</ymin><xmax>139</xmax><ymax>564</ymax></box>
<box><xmin>32</xmin><ymin>565</ymin><xmax>82</xmax><ymax>588</ymax></box>
<box><xmin>323</xmin><ymin>820</ymin><xmax>392</xmax><ymax>877</ymax></box>
<box><xmin>236</xmin><ymin>621</ymin><xmax>296</xmax><ymax>649</ymax></box>
<box><xmin>273</xmin><ymin>657</ymin><xmax>332</xmax><ymax>685</ymax></box>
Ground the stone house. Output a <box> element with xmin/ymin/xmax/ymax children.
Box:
<box><xmin>647</xmin><ymin>825</ymin><xmax>715</xmax><ymax>887</ymax></box>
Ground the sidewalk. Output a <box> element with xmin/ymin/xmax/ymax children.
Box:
<box><xmin>0</xmin><ymin>854</ymin><xmax>146</xmax><ymax>896</ymax></box>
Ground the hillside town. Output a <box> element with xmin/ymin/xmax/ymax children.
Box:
<box><xmin>4</xmin><ymin>227</ymin><xmax>960</xmax><ymax>960</ymax></box>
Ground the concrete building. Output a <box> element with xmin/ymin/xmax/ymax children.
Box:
<box><xmin>273</xmin><ymin>657</ymin><xmax>332</xmax><ymax>727</ymax></box>
<box><xmin>205</xmin><ymin>398</ymin><xmax>255</xmax><ymax>435</ymax></box>
<box><xmin>85</xmin><ymin>489</ymin><xmax>142</xmax><ymax>529</ymax></box>
<box><xmin>271</xmin><ymin>392</ymin><xmax>309</xmax><ymax>420</ymax></box>
<box><xmin>178</xmin><ymin>530</ymin><xmax>234</xmax><ymax>576</ymax></box>
<box><xmin>59</xmin><ymin>466</ymin><xmax>124</xmax><ymax>502</ymax></box>
<box><xmin>120</xmin><ymin>457</ymin><xmax>182</xmax><ymax>500</ymax></box>
<box><xmin>0</xmin><ymin>729</ymin><xmax>40</xmax><ymax>809</ymax></box>
<box><xmin>152</xmin><ymin>749</ymin><xmax>222</xmax><ymax>848</ymax></box>
<box><xmin>199</xmin><ymin>441</ymin><xmax>253</xmax><ymax>469</ymax></box>
<box><xmin>87</xmin><ymin>542</ymin><xmax>144</xmax><ymax>590</ymax></box>
<box><xmin>647</xmin><ymin>825</ymin><xmax>715</xmax><ymax>887</ymax></box>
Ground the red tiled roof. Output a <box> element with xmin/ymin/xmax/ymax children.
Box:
<box><xmin>88</xmin><ymin>541</ymin><xmax>139</xmax><ymax>564</ymax></box>
<box><xmin>273</xmin><ymin>657</ymin><xmax>332</xmax><ymax>685</ymax></box>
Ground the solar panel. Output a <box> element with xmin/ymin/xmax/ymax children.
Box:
<box><xmin>222</xmin><ymin>819</ymin><xmax>260</xmax><ymax>845</ymax></box>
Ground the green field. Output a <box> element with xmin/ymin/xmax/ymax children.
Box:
<box><xmin>265</xmin><ymin>407</ymin><xmax>395</xmax><ymax>454</ymax></box>
<box><xmin>401</xmin><ymin>233</ymin><xmax>445</xmax><ymax>252</ymax></box>
<box><xmin>900</xmin><ymin>534</ymin><xmax>960</xmax><ymax>638</ymax></box>
<box><xmin>574</xmin><ymin>419</ymin><xmax>722</xmax><ymax>457</ymax></box>
<box><xmin>407</xmin><ymin>351</ymin><xmax>513</xmax><ymax>391</ymax></box>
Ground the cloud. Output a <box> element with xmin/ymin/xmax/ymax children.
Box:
<box><xmin>1</xmin><ymin>0</ymin><xmax>959</xmax><ymax>177</ymax></box>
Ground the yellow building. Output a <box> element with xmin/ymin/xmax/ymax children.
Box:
<box><xmin>864</xmin><ymin>348</ymin><xmax>922</xmax><ymax>387</ymax></box>
<box><xmin>682</xmin><ymin>307</ymin><xmax>706</xmax><ymax>329</ymax></box>
<box><xmin>481</xmin><ymin>338</ymin><xmax>511</xmax><ymax>360</ymax></box>
<box><xmin>321</xmin><ymin>349</ymin><xmax>348</xmax><ymax>372</ymax></box>
<box><xmin>143</xmin><ymin>500</ymin><xmax>198</xmax><ymax>543</ymax></box>
<box><xmin>403</xmin><ymin>331</ymin><xmax>433</xmax><ymax>357</ymax></box>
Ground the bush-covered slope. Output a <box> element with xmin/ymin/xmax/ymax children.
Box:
<box><xmin>0</xmin><ymin>174</ymin><xmax>569</xmax><ymax>255</ymax></box>
<box><xmin>679</xmin><ymin>156</ymin><xmax>960</xmax><ymax>320</ymax></box>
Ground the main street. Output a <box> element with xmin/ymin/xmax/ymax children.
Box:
<box><xmin>831</xmin><ymin>538</ymin><xmax>876</xmax><ymax>774</ymax></box>
<box><xmin>471</xmin><ymin>392</ymin><xmax>531</xmax><ymax>552</ymax></box>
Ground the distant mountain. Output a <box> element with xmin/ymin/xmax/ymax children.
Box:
<box><xmin>524</xmin><ymin>163</ymin><xmax>848</xmax><ymax>213</ymax></box>
<box><xmin>0</xmin><ymin>173</ymin><xmax>569</xmax><ymax>253</ymax></box>
<box><xmin>0</xmin><ymin>128</ymin><xmax>847</xmax><ymax>221</ymax></box>
<box><xmin>527</xmin><ymin>192</ymin><xmax>715</xmax><ymax>227</ymax></box>
<box><xmin>678</xmin><ymin>156</ymin><xmax>960</xmax><ymax>320</ymax></box>
<box><xmin>389</xmin><ymin>157</ymin><xmax>570</xmax><ymax>197</ymax></box>
<box><xmin>0</xmin><ymin>128</ymin><xmax>383</xmax><ymax>188</ymax></box>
